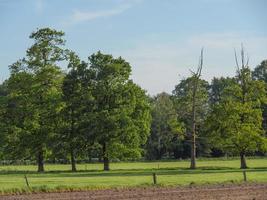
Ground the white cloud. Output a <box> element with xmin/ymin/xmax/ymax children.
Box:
<box><xmin>69</xmin><ymin>4</ymin><xmax>131</xmax><ymax>24</ymax></box>
<box><xmin>114</xmin><ymin>32</ymin><xmax>267</xmax><ymax>95</ymax></box>
<box><xmin>61</xmin><ymin>0</ymin><xmax>143</xmax><ymax>27</ymax></box>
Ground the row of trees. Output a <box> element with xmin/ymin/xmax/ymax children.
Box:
<box><xmin>147</xmin><ymin>54</ymin><xmax>267</xmax><ymax>169</ymax></box>
<box><xmin>0</xmin><ymin>28</ymin><xmax>151</xmax><ymax>172</ymax></box>
<box><xmin>0</xmin><ymin>28</ymin><xmax>266</xmax><ymax>171</ymax></box>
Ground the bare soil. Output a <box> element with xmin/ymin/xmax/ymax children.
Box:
<box><xmin>1</xmin><ymin>183</ymin><xmax>267</xmax><ymax>200</ymax></box>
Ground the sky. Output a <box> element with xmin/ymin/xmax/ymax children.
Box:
<box><xmin>0</xmin><ymin>0</ymin><xmax>267</xmax><ymax>95</ymax></box>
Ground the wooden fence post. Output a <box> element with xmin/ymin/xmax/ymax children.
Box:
<box><xmin>24</xmin><ymin>175</ymin><xmax>30</xmax><ymax>188</ymax></box>
<box><xmin>242</xmin><ymin>170</ymin><xmax>247</xmax><ymax>182</ymax></box>
<box><xmin>153</xmin><ymin>173</ymin><xmax>157</xmax><ymax>184</ymax></box>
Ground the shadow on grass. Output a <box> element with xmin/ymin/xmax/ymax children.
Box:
<box><xmin>0</xmin><ymin>166</ymin><xmax>267</xmax><ymax>178</ymax></box>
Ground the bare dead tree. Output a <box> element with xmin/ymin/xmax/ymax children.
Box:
<box><xmin>190</xmin><ymin>48</ymin><xmax>203</xmax><ymax>169</ymax></box>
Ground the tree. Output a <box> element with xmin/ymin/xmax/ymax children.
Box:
<box><xmin>89</xmin><ymin>52</ymin><xmax>151</xmax><ymax>170</ymax></box>
<box><xmin>172</xmin><ymin>49</ymin><xmax>209</xmax><ymax>169</ymax></box>
<box><xmin>7</xmin><ymin>28</ymin><xmax>66</xmax><ymax>172</ymax></box>
<box><xmin>206</xmin><ymin>47</ymin><xmax>267</xmax><ymax>168</ymax></box>
<box><xmin>146</xmin><ymin>92</ymin><xmax>184</xmax><ymax>160</ymax></box>
<box><xmin>61</xmin><ymin>52</ymin><xmax>94</xmax><ymax>171</ymax></box>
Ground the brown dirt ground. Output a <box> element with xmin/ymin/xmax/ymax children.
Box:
<box><xmin>1</xmin><ymin>183</ymin><xmax>267</xmax><ymax>200</ymax></box>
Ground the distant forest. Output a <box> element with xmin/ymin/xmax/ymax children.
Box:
<box><xmin>0</xmin><ymin>28</ymin><xmax>266</xmax><ymax>172</ymax></box>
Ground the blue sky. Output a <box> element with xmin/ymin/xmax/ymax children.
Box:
<box><xmin>0</xmin><ymin>0</ymin><xmax>267</xmax><ymax>94</ymax></box>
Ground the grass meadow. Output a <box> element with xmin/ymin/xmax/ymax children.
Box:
<box><xmin>0</xmin><ymin>158</ymin><xmax>266</xmax><ymax>194</ymax></box>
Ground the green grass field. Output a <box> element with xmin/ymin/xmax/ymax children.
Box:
<box><xmin>0</xmin><ymin>158</ymin><xmax>267</xmax><ymax>194</ymax></box>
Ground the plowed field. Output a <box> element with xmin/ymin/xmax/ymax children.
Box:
<box><xmin>1</xmin><ymin>183</ymin><xmax>267</xmax><ymax>200</ymax></box>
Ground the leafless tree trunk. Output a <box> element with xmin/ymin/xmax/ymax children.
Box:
<box><xmin>190</xmin><ymin>49</ymin><xmax>203</xmax><ymax>169</ymax></box>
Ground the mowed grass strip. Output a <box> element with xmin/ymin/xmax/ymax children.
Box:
<box><xmin>0</xmin><ymin>158</ymin><xmax>266</xmax><ymax>193</ymax></box>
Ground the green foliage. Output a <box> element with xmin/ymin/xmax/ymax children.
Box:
<box><xmin>172</xmin><ymin>77</ymin><xmax>209</xmax><ymax>156</ymax></box>
<box><xmin>252</xmin><ymin>60</ymin><xmax>267</xmax><ymax>82</ymax></box>
<box><xmin>206</xmin><ymin>66</ymin><xmax>267</xmax><ymax>166</ymax></box>
<box><xmin>0</xmin><ymin>81</ymin><xmax>8</xmax><ymax>159</ymax></box>
<box><xmin>252</xmin><ymin>60</ymin><xmax>267</xmax><ymax>132</ymax></box>
<box><xmin>173</xmin><ymin>77</ymin><xmax>209</xmax><ymax>129</ymax></box>
<box><xmin>59</xmin><ymin>52</ymin><xmax>94</xmax><ymax>169</ymax></box>
<box><xmin>88</xmin><ymin>52</ymin><xmax>151</xmax><ymax>161</ymax></box>
<box><xmin>146</xmin><ymin>92</ymin><xmax>184</xmax><ymax>160</ymax></box>
<box><xmin>209</xmin><ymin>77</ymin><xmax>236</xmax><ymax>105</ymax></box>
<box><xmin>26</xmin><ymin>28</ymin><xmax>66</xmax><ymax>69</ymax></box>
<box><xmin>5</xmin><ymin>28</ymin><xmax>67</xmax><ymax>170</ymax></box>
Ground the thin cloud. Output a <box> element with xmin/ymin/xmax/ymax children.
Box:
<box><xmin>61</xmin><ymin>0</ymin><xmax>143</xmax><ymax>27</ymax></box>
<box><xmin>70</xmin><ymin>4</ymin><xmax>131</xmax><ymax>24</ymax></box>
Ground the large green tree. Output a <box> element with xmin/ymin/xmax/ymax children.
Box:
<box><xmin>206</xmin><ymin>49</ymin><xmax>267</xmax><ymax>168</ymax></box>
<box><xmin>7</xmin><ymin>28</ymin><xmax>66</xmax><ymax>172</ymax></box>
<box><xmin>60</xmin><ymin>52</ymin><xmax>94</xmax><ymax>171</ymax></box>
<box><xmin>89</xmin><ymin>52</ymin><xmax>151</xmax><ymax>170</ymax></box>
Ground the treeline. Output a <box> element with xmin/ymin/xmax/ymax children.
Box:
<box><xmin>0</xmin><ymin>28</ymin><xmax>266</xmax><ymax>172</ymax></box>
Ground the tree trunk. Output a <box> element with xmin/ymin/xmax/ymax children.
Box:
<box><xmin>37</xmin><ymin>149</ymin><xmax>44</xmax><ymax>172</ymax></box>
<box><xmin>240</xmin><ymin>152</ymin><xmax>248</xmax><ymax>169</ymax></box>
<box><xmin>70</xmin><ymin>148</ymin><xmax>77</xmax><ymax>172</ymax></box>
<box><xmin>103</xmin><ymin>142</ymin><xmax>110</xmax><ymax>171</ymax></box>
<box><xmin>69</xmin><ymin>108</ymin><xmax>77</xmax><ymax>172</ymax></box>
<box><xmin>190</xmin><ymin>130</ymin><xmax>196</xmax><ymax>169</ymax></box>
<box><xmin>189</xmin><ymin>49</ymin><xmax>203</xmax><ymax>169</ymax></box>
